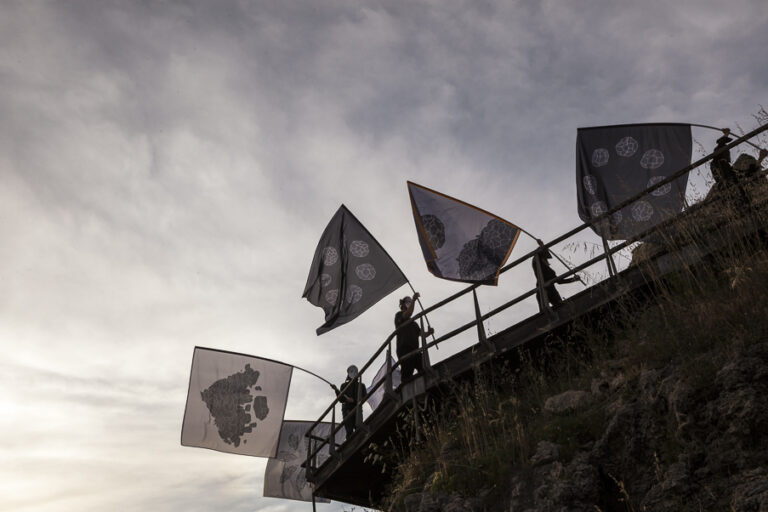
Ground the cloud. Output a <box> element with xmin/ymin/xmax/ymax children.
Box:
<box><xmin>0</xmin><ymin>1</ymin><xmax>766</xmax><ymax>511</ymax></box>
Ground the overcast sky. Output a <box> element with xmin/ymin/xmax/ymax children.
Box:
<box><xmin>1</xmin><ymin>1</ymin><xmax>766</xmax><ymax>511</ymax></box>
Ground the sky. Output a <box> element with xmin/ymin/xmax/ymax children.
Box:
<box><xmin>1</xmin><ymin>1</ymin><xmax>766</xmax><ymax>511</ymax></box>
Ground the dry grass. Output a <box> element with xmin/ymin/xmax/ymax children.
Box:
<box><xmin>374</xmin><ymin>171</ymin><xmax>768</xmax><ymax>511</ymax></box>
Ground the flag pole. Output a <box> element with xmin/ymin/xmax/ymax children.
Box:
<box><xmin>292</xmin><ymin>364</ymin><xmax>335</xmax><ymax>388</ymax></box>
<box><xmin>407</xmin><ymin>281</ymin><xmax>438</xmax><ymax>349</ymax></box>
<box><xmin>690</xmin><ymin>123</ymin><xmax>766</xmax><ymax>152</ymax></box>
<box><xmin>518</xmin><ymin>227</ymin><xmax>587</xmax><ymax>287</ymax></box>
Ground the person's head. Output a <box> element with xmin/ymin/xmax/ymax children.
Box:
<box><xmin>399</xmin><ymin>296</ymin><xmax>412</xmax><ymax>311</ymax></box>
<box><xmin>733</xmin><ymin>153</ymin><xmax>758</xmax><ymax>172</ymax></box>
<box><xmin>346</xmin><ymin>365</ymin><xmax>358</xmax><ymax>379</ymax></box>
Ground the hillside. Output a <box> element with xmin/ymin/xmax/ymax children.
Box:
<box><xmin>374</xmin><ymin>178</ymin><xmax>768</xmax><ymax>511</ymax></box>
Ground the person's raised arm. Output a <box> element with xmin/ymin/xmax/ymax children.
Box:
<box><xmin>402</xmin><ymin>292</ymin><xmax>419</xmax><ymax>320</ymax></box>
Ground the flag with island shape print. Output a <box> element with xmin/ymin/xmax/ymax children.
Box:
<box><xmin>576</xmin><ymin>123</ymin><xmax>692</xmax><ymax>240</ymax></box>
<box><xmin>181</xmin><ymin>347</ymin><xmax>292</xmax><ymax>458</ymax></box>
<box><xmin>303</xmin><ymin>205</ymin><xmax>408</xmax><ymax>335</ymax></box>
<box><xmin>408</xmin><ymin>181</ymin><xmax>521</xmax><ymax>285</ymax></box>
<box><xmin>263</xmin><ymin>421</ymin><xmax>344</xmax><ymax>503</ymax></box>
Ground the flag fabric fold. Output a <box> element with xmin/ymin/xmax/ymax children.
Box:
<box><xmin>303</xmin><ymin>205</ymin><xmax>408</xmax><ymax>335</ymax></box>
<box><xmin>366</xmin><ymin>357</ymin><xmax>401</xmax><ymax>411</ymax></box>
<box><xmin>407</xmin><ymin>182</ymin><xmax>521</xmax><ymax>284</ymax></box>
<box><xmin>181</xmin><ymin>347</ymin><xmax>292</xmax><ymax>458</ymax></box>
<box><xmin>263</xmin><ymin>421</ymin><xmax>343</xmax><ymax>503</ymax></box>
<box><xmin>576</xmin><ymin>123</ymin><xmax>692</xmax><ymax>240</ymax></box>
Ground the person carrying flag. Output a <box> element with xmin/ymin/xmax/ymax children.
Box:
<box><xmin>394</xmin><ymin>292</ymin><xmax>434</xmax><ymax>382</ymax></box>
<box><xmin>331</xmin><ymin>365</ymin><xmax>366</xmax><ymax>439</ymax></box>
<box><xmin>533</xmin><ymin>240</ymin><xmax>580</xmax><ymax>311</ymax></box>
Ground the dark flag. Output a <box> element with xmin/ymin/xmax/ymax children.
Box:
<box><xmin>576</xmin><ymin>123</ymin><xmax>692</xmax><ymax>240</ymax></box>
<box><xmin>303</xmin><ymin>205</ymin><xmax>408</xmax><ymax>335</ymax></box>
<box><xmin>408</xmin><ymin>181</ymin><xmax>522</xmax><ymax>285</ymax></box>
<box><xmin>181</xmin><ymin>347</ymin><xmax>293</xmax><ymax>458</ymax></box>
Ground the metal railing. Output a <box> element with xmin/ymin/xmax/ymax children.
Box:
<box><xmin>304</xmin><ymin>122</ymin><xmax>768</xmax><ymax>480</ymax></box>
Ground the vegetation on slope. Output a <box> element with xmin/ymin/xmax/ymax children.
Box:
<box><xmin>372</xmin><ymin>148</ymin><xmax>768</xmax><ymax>511</ymax></box>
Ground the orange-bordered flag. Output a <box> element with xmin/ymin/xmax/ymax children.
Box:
<box><xmin>408</xmin><ymin>181</ymin><xmax>521</xmax><ymax>285</ymax></box>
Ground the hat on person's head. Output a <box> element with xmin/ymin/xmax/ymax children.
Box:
<box><xmin>399</xmin><ymin>296</ymin><xmax>412</xmax><ymax>309</ymax></box>
<box><xmin>716</xmin><ymin>134</ymin><xmax>733</xmax><ymax>145</ymax></box>
<box><xmin>347</xmin><ymin>365</ymin><xmax>358</xmax><ymax>379</ymax></box>
<box><xmin>733</xmin><ymin>153</ymin><xmax>758</xmax><ymax>171</ymax></box>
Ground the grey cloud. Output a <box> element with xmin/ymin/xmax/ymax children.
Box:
<box><xmin>1</xmin><ymin>2</ymin><xmax>766</xmax><ymax>512</ymax></box>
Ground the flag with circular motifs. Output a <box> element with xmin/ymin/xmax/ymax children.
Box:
<box><xmin>576</xmin><ymin>123</ymin><xmax>692</xmax><ymax>240</ymax></box>
<box><xmin>303</xmin><ymin>205</ymin><xmax>408</xmax><ymax>335</ymax></box>
<box><xmin>407</xmin><ymin>181</ymin><xmax>522</xmax><ymax>285</ymax></box>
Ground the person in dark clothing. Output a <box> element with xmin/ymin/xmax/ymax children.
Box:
<box><xmin>332</xmin><ymin>365</ymin><xmax>366</xmax><ymax>439</ymax></box>
<box><xmin>394</xmin><ymin>292</ymin><xmax>434</xmax><ymax>382</ymax></box>
<box><xmin>709</xmin><ymin>128</ymin><xmax>756</xmax><ymax>209</ymax></box>
<box><xmin>533</xmin><ymin>239</ymin><xmax>579</xmax><ymax>311</ymax></box>
<box><xmin>710</xmin><ymin>129</ymin><xmax>737</xmax><ymax>192</ymax></box>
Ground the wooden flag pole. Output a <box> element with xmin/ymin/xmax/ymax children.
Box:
<box><xmin>690</xmin><ymin>123</ymin><xmax>766</xmax><ymax>152</ymax></box>
<box><xmin>407</xmin><ymin>281</ymin><xmax>438</xmax><ymax>350</ymax></box>
<box><xmin>291</xmin><ymin>364</ymin><xmax>335</xmax><ymax>388</ymax></box>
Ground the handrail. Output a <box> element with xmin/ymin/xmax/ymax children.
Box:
<box><xmin>305</xmin><ymin>122</ymin><xmax>768</xmax><ymax>472</ymax></box>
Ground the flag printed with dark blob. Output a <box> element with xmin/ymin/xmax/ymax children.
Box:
<box><xmin>408</xmin><ymin>182</ymin><xmax>521</xmax><ymax>285</ymax></box>
<box><xmin>181</xmin><ymin>347</ymin><xmax>292</xmax><ymax>458</ymax></box>
<box><xmin>263</xmin><ymin>421</ymin><xmax>343</xmax><ymax>503</ymax></box>
<box><xmin>576</xmin><ymin>123</ymin><xmax>692</xmax><ymax>240</ymax></box>
<box><xmin>303</xmin><ymin>205</ymin><xmax>408</xmax><ymax>335</ymax></box>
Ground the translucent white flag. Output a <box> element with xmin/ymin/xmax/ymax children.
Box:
<box><xmin>367</xmin><ymin>357</ymin><xmax>401</xmax><ymax>411</ymax></box>
<box><xmin>263</xmin><ymin>421</ymin><xmax>343</xmax><ymax>503</ymax></box>
<box><xmin>181</xmin><ymin>347</ymin><xmax>292</xmax><ymax>458</ymax></box>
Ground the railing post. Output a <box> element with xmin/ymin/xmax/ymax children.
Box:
<box><xmin>532</xmin><ymin>251</ymin><xmax>552</xmax><ymax>313</ymax></box>
<box><xmin>355</xmin><ymin>375</ymin><xmax>363</xmax><ymax>431</ymax></box>
<box><xmin>600</xmin><ymin>232</ymin><xmax>617</xmax><ymax>277</ymax></box>
<box><xmin>473</xmin><ymin>289</ymin><xmax>494</xmax><ymax>352</ymax></box>
<box><xmin>385</xmin><ymin>346</ymin><xmax>401</xmax><ymax>403</ymax></box>
<box><xmin>306</xmin><ymin>431</ymin><xmax>313</xmax><ymax>480</ymax></box>
<box><xmin>419</xmin><ymin>317</ymin><xmax>434</xmax><ymax>377</ymax></box>
<box><xmin>329</xmin><ymin>407</ymin><xmax>339</xmax><ymax>459</ymax></box>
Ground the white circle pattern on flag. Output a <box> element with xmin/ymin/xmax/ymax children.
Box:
<box><xmin>592</xmin><ymin>148</ymin><xmax>610</xmax><ymax>167</ymax></box>
<box><xmin>615</xmin><ymin>136</ymin><xmax>639</xmax><ymax>157</ymax></box>
<box><xmin>322</xmin><ymin>247</ymin><xmax>339</xmax><ymax>266</ymax></box>
<box><xmin>632</xmin><ymin>201</ymin><xmax>654</xmax><ymax>221</ymax></box>
<box><xmin>325</xmin><ymin>289</ymin><xmax>339</xmax><ymax>305</ymax></box>
<box><xmin>347</xmin><ymin>285</ymin><xmax>363</xmax><ymax>304</ymax></box>
<box><xmin>647</xmin><ymin>176</ymin><xmax>671</xmax><ymax>196</ymax></box>
<box><xmin>611</xmin><ymin>211</ymin><xmax>623</xmax><ymax>224</ymax></box>
<box><xmin>349</xmin><ymin>240</ymin><xmax>370</xmax><ymax>258</ymax></box>
<box><xmin>590</xmin><ymin>201</ymin><xmax>608</xmax><ymax>218</ymax></box>
<box><xmin>640</xmin><ymin>149</ymin><xmax>665</xmax><ymax>169</ymax></box>
<box><xmin>321</xmin><ymin>273</ymin><xmax>332</xmax><ymax>287</ymax></box>
<box><xmin>355</xmin><ymin>263</ymin><xmax>376</xmax><ymax>280</ymax></box>
<box><xmin>583</xmin><ymin>175</ymin><xmax>598</xmax><ymax>195</ymax></box>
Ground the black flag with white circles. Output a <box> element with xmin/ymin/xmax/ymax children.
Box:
<box><xmin>576</xmin><ymin>123</ymin><xmax>692</xmax><ymax>240</ymax></box>
<box><xmin>303</xmin><ymin>205</ymin><xmax>408</xmax><ymax>335</ymax></box>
